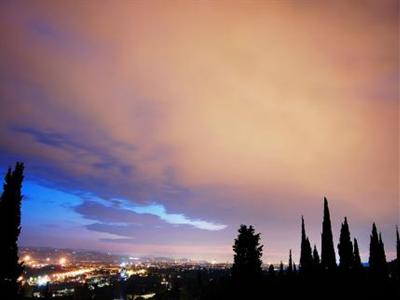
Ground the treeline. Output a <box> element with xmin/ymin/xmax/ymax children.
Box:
<box><xmin>296</xmin><ymin>198</ymin><xmax>392</xmax><ymax>277</ymax></box>
<box><xmin>205</xmin><ymin>198</ymin><xmax>399</xmax><ymax>299</ymax></box>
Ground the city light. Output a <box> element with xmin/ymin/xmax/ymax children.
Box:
<box><xmin>37</xmin><ymin>275</ymin><xmax>50</xmax><ymax>286</ymax></box>
<box><xmin>19</xmin><ymin>247</ymin><xmax>232</xmax><ymax>298</ymax></box>
<box><xmin>59</xmin><ymin>257</ymin><xmax>67</xmax><ymax>265</ymax></box>
<box><xmin>52</xmin><ymin>268</ymin><xmax>94</xmax><ymax>280</ymax></box>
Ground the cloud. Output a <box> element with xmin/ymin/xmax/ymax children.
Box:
<box><xmin>74</xmin><ymin>200</ymin><xmax>160</xmax><ymax>226</ymax></box>
<box><xmin>75</xmin><ymin>199</ymin><xmax>227</xmax><ymax>231</ymax></box>
<box><xmin>119</xmin><ymin>201</ymin><xmax>227</xmax><ymax>231</ymax></box>
<box><xmin>0</xmin><ymin>1</ymin><xmax>398</xmax><ymax>261</ymax></box>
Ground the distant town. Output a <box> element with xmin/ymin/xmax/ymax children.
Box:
<box><xmin>19</xmin><ymin>247</ymin><xmax>231</xmax><ymax>299</ymax></box>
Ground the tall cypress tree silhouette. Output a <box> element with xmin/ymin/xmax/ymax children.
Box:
<box><xmin>369</xmin><ymin>223</ymin><xmax>387</xmax><ymax>278</ymax></box>
<box><xmin>397</xmin><ymin>226</ymin><xmax>400</xmax><ymax>262</ymax></box>
<box><xmin>232</xmin><ymin>224</ymin><xmax>263</xmax><ymax>282</ymax></box>
<box><xmin>312</xmin><ymin>245</ymin><xmax>320</xmax><ymax>268</ymax></box>
<box><xmin>353</xmin><ymin>238</ymin><xmax>362</xmax><ymax>270</ymax></box>
<box><xmin>321</xmin><ymin>197</ymin><xmax>336</xmax><ymax>270</ymax></box>
<box><xmin>369</xmin><ymin>223</ymin><xmax>380</xmax><ymax>271</ymax></box>
<box><xmin>287</xmin><ymin>249</ymin><xmax>293</xmax><ymax>274</ymax></box>
<box><xmin>300</xmin><ymin>216</ymin><xmax>313</xmax><ymax>274</ymax></box>
<box><xmin>378</xmin><ymin>233</ymin><xmax>387</xmax><ymax>273</ymax></box>
<box><xmin>338</xmin><ymin>217</ymin><xmax>354</xmax><ymax>270</ymax></box>
<box><xmin>0</xmin><ymin>162</ymin><xmax>24</xmax><ymax>299</ymax></box>
<box><xmin>368</xmin><ymin>223</ymin><xmax>379</xmax><ymax>270</ymax></box>
<box><xmin>396</xmin><ymin>226</ymin><xmax>400</xmax><ymax>278</ymax></box>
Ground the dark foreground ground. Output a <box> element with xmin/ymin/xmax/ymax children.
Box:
<box><xmin>20</xmin><ymin>267</ymin><xmax>400</xmax><ymax>300</ymax></box>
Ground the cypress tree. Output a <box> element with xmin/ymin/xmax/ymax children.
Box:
<box><xmin>337</xmin><ymin>217</ymin><xmax>354</xmax><ymax>270</ymax></box>
<box><xmin>287</xmin><ymin>249</ymin><xmax>293</xmax><ymax>273</ymax></box>
<box><xmin>397</xmin><ymin>226</ymin><xmax>400</xmax><ymax>262</ymax></box>
<box><xmin>369</xmin><ymin>223</ymin><xmax>387</xmax><ymax>278</ymax></box>
<box><xmin>0</xmin><ymin>162</ymin><xmax>24</xmax><ymax>299</ymax></box>
<box><xmin>321</xmin><ymin>197</ymin><xmax>336</xmax><ymax>270</ymax></box>
<box><xmin>300</xmin><ymin>216</ymin><xmax>313</xmax><ymax>274</ymax></box>
<box><xmin>378</xmin><ymin>233</ymin><xmax>387</xmax><ymax>268</ymax></box>
<box><xmin>232</xmin><ymin>224</ymin><xmax>263</xmax><ymax>282</ymax></box>
<box><xmin>279</xmin><ymin>261</ymin><xmax>284</xmax><ymax>275</ymax></box>
<box><xmin>353</xmin><ymin>238</ymin><xmax>362</xmax><ymax>270</ymax></box>
<box><xmin>396</xmin><ymin>226</ymin><xmax>400</xmax><ymax>277</ymax></box>
<box><xmin>369</xmin><ymin>223</ymin><xmax>379</xmax><ymax>271</ymax></box>
<box><xmin>313</xmin><ymin>245</ymin><xmax>320</xmax><ymax>267</ymax></box>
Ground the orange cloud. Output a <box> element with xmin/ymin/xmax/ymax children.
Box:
<box><xmin>0</xmin><ymin>0</ymin><xmax>398</xmax><ymax>261</ymax></box>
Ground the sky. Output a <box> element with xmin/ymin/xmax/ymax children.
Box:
<box><xmin>0</xmin><ymin>0</ymin><xmax>398</xmax><ymax>263</ymax></box>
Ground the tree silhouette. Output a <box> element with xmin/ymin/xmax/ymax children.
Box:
<box><xmin>0</xmin><ymin>162</ymin><xmax>24</xmax><ymax>299</ymax></box>
<box><xmin>396</xmin><ymin>226</ymin><xmax>400</xmax><ymax>277</ymax></box>
<box><xmin>300</xmin><ymin>216</ymin><xmax>313</xmax><ymax>274</ymax></box>
<box><xmin>378</xmin><ymin>233</ymin><xmax>387</xmax><ymax>270</ymax></box>
<box><xmin>338</xmin><ymin>217</ymin><xmax>354</xmax><ymax>270</ymax></box>
<box><xmin>312</xmin><ymin>245</ymin><xmax>320</xmax><ymax>269</ymax></box>
<box><xmin>397</xmin><ymin>226</ymin><xmax>400</xmax><ymax>263</ymax></box>
<box><xmin>222</xmin><ymin>198</ymin><xmax>400</xmax><ymax>299</ymax></box>
<box><xmin>268</xmin><ymin>264</ymin><xmax>275</xmax><ymax>276</ymax></box>
<box><xmin>287</xmin><ymin>249</ymin><xmax>293</xmax><ymax>274</ymax></box>
<box><xmin>369</xmin><ymin>223</ymin><xmax>387</xmax><ymax>278</ymax></box>
<box><xmin>353</xmin><ymin>238</ymin><xmax>362</xmax><ymax>271</ymax></box>
<box><xmin>232</xmin><ymin>224</ymin><xmax>263</xmax><ymax>282</ymax></box>
<box><xmin>369</xmin><ymin>223</ymin><xmax>379</xmax><ymax>269</ymax></box>
<box><xmin>321</xmin><ymin>197</ymin><xmax>336</xmax><ymax>270</ymax></box>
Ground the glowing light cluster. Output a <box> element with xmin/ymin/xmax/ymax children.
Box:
<box><xmin>126</xmin><ymin>268</ymin><xmax>147</xmax><ymax>277</ymax></box>
<box><xmin>52</xmin><ymin>268</ymin><xmax>94</xmax><ymax>280</ymax></box>
<box><xmin>59</xmin><ymin>257</ymin><xmax>67</xmax><ymax>266</ymax></box>
<box><xmin>27</xmin><ymin>268</ymin><xmax>95</xmax><ymax>286</ymax></box>
<box><xmin>37</xmin><ymin>275</ymin><xmax>50</xmax><ymax>286</ymax></box>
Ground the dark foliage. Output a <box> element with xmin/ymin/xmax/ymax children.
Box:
<box><xmin>231</xmin><ymin>224</ymin><xmax>263</xmax><ymax>298</ymax></box>
<box><xmin>397</xmin><ymin>226</ymin><xmax>400</xmax><ymax>262</ymax></box>
<box><xmin>353</xmin><ymin>238</ymin><xmax>363</xmax><ymax>271</ymax></box>
<box><xmin>299</xmin><ymin>216</ymin><xmax>313</xmax><ymax>274</ymax></box>
<box><xmin>312</xmin><ymin>245</ymin><xmax>320</xmax><ymax>269</ymax></box>
<box><xmin>396</xmin><ymin>226</ymin><xmax>400</xmax><ymax>279</ymax></box>
<box><xmin>205</xmin><ymin>198</ymin><xmax>399</xmax><ymax>300</ymax></box>
<box><xmin>338</xmin><ymin>217</ymin><xmax>354</xmax><ymax>270</ymax></box>
<box><xmin>232</xmin><ymin>224</ymin><xmax>263</xmax><ymax>282</ymax></box>
<box><xmin>0</xmin><ymin>162</ymin><xmax>24</xmax><ymax>300</ymax></box>
<box><xmin>268</xmin><ymin>264</ymin><xmax>275</xmax><ymax>276</ymax></box>
<box><xmin>321</xmin><ymin>197</ymin><xmax>336</xmax><ymax>270</ymax></box>
<box><xmin>287</xmin><ymin>249</ymin><xmax>293</xmax><ymax>274</ymax></box>
<box><xmin>369</xmin><ymin>223</ymin><xmax>388</xmax><ymax>278</ymax></box>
